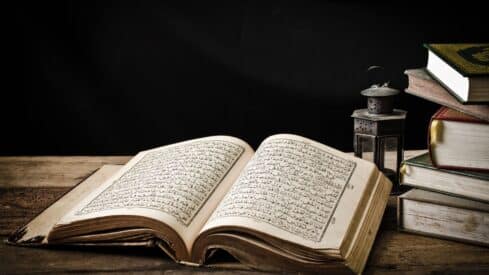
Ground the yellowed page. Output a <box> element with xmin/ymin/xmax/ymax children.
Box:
<box><xmin>202</xmin><ymin>134</ymin><xmax>376</xmax><ymax>250</ymax></box>
<box><xmin>57</xmin><ymin>136</ymin><xmax>254</xmax><ymax>254</ymax></box>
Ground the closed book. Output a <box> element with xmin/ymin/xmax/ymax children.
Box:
<box><xmin>404</xmin><ymin>68</ymin><xmax>489</xmax><ymax>122</ymax></box>
<box><xmin>400</xmin><ymin>152</ymin><xmax>489</xmax><ymax>202</ymax></box>
<box><xmin>428</xmin><ymin>107</ymin><xmax>489</xmax><ymax>171</ymax></box>
<box><xmin>424</xmin><ymin>43</ymin><xmax>489</xmax><ymax>104</ymax></box>
<box><xmin>398</xmin><ymin>189</ymin><xmax>489</xmax><ymax>247</ymax></box>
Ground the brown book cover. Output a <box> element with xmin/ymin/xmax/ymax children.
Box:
<box><xmin>428</xmin><ymin>107</ymin><xmax>489</xmax><ymax>172</ymax></box>
<box><xmin>405</xmin><ymin>68</ymin><xmax>489</xmax><ymax>122</ymax></box>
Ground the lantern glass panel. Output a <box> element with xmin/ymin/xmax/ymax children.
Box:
<box><xmin>359</xmin><ymin>135</ymin><xmax>375</xmax><ymax>162</ymax></box>
<box><xmin>382</xmin><ymin>136</ymin><xmax>399</xmax><ymax>176</ymax></box>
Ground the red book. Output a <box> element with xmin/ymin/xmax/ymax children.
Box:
<box><xmin>428</xmin><ymin>107</ymin><xmax>489</xmax><ymax>171</ymax></box>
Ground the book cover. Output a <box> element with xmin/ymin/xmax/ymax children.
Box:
<box><xmin>404</xmin><ymin>68</ymin><xmax>489</xmax><ymax>122</ymax></box>
<box><xmin>424</xmin><ymin>44</ymin><xmax>489</xmax><ymax>77</ymax></box>
<box><xmin>400</xmin><ymin>152</ymin><xmax>489</xmax><ymax>202</ymax></box>
<box><xmin>428</xmin><ymin>107</ymin><xmax>489</xmax><ymax>171</ymax></box>
<box><xmin>431</xmin><ymin>106</ymin><xmax>488</xmax><ymax>124</ymax></box>
<box><xmin>398</xmin><ymin>189</ymin><xmax>489</xmax><ymax>247</ymax></box>
<box><xmin>403</xmin><ymin>152</ymin><xmax>489</xmax><ymax>182</ymax></box>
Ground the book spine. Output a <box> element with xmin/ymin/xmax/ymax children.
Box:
<box><xmin>427</xmin><ymin>108</ymin><xmax>446</xmax><ymax>168</ymax></box>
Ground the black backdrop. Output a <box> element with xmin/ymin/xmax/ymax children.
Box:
<box><xmin>6</xmin><ymin>1</ymin><xmax>488</xmax><ymax>155</ymax></box>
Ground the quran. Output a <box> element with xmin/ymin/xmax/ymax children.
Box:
<box><xmin>424</xmin><ymin>43</ymin><xmax>489</xmax><ymax>104</ymax></box>
<box><xmin>8</xmin><ymin>134</ymin><xmax>392</xmax><ymax>274</ymax></box>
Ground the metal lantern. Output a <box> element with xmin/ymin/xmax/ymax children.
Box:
<box><xmin>352</xmin><ymin>82</ymin><xmax>407</xmax><ymax>193</ymax></box>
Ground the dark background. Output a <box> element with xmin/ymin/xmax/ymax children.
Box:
<box><xmin>6</xmin><ymin>1</ymin><xmax>488</xmax><ymax>155</ymax></box>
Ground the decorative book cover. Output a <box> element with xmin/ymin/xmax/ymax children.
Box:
<box><xmin>424</xmin><ymin>44</ymin><xmax>489</xmax><ymax>76</ymax></box>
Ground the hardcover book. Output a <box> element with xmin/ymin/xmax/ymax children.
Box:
<box><xmin>400</xmin><ymin>152</ymin><xmax>489</xmax><ymax>202</ymax></box>
<box><xmin>398</xmin><ymin>189</ymin><xmax>489</xmax><ymax>246</ymax></box>
<box><xmin>404</xmin><ymin>68</ymin><xmax>489</xmax><ymax>122</ymax></box>
<box><xmin>429</xmin><ymin>107</ymin><xmax>489</xmax><ymax>171</ymax></box>
<box><xmin>424</xmin><ymin>43</ymin><xmax>489</xmax><ymax>104</ymax></box>
<box><xmin>7</xmin><ymin>134</ymin><xmax>392</xmax><ymax>274</ymax></box>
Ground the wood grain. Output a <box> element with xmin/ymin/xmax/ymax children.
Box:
<box><xmin>2</xmin><ymin>153</ymin><xmax>488</xmax><ymax>274</ymax></box>
<box><xmin>0</xmin><ymin>187</ymin><xmax>66</xmax><ymax>235</ymax></box>
<box><xmin>0</xmin><ymin>156</ymin><xmax>131</xmax><ymax>188</ymax></box>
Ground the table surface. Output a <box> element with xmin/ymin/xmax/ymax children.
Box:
<box><xmin>1</xmin><ymin>151</ymin><xmax>488</xmax><ymax>274</ymax></box>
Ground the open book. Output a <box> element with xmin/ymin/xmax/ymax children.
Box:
<box><xmin>8</xmin><ymin>134</ymin><xmax>392</xmax><ymax>274</ymax></box>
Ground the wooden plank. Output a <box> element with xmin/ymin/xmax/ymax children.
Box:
<box><xmin>1</xmin><ymin>233</ymin><xmax>487</xmax><ymax>274</ymax></box>
<box><xmin>0</xmin><ymin>187</ymin><xmax>67</xmax><ymax>235</ymax></box>
<box><xmin>0</xmin><ymin>241</ymin><xmax>265</xmax><ymax>274</ymax></box>
<box><xmin>0</xmin><ymin>156</ymin><xmax>131</xmax><ymax>187</ymax></box>
<box><xmin>1</xmin><ymin>237</ymin><xmax>487</xmax><ymax>275</ymax></box>
<box><xmin>367</xmin><ymin>230</ymin><xmax>489</xmax><ymax>270</ymax></box>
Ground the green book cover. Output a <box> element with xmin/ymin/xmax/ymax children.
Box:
<box><xmin>424</xmin><ymin>43</ymin><xmax>489</xmax><ymax>76</ymax></box>
<box><xmin>403</xmin><ymin>152</ymin><xmax>489</xmax><ymax>181</ymax></box>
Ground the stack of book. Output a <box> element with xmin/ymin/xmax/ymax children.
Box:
<box><xmin>398</xmin><ymin>43</ymin><xmax>489</xmax><ymax>246</ymax></box>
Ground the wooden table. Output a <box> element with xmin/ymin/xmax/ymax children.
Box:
<box><xmin>1</xmin><ymin>152</ymin><xmax>488</xmax><ymax>274</ymax></box>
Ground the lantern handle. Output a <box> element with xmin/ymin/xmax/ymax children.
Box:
<box><xmin>367</xmin><ymin>66</ymin><xmax>389</xmax><ymax>88</ymax></box>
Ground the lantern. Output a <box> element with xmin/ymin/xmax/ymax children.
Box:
<box><xmin>351</xmin><ymin>81</ymin><xmax>407</xmax><ymax>194</ymax></box>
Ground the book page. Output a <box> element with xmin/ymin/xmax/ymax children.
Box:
<box><xmin>202</xmin><ymin>134</ymin><xmax>377</xmax><ymax>250</ymax></box>
<box><xmin>57</xmin><ymin>136</ymin><xmax>254</xmax><ymax>253</ymax></box>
